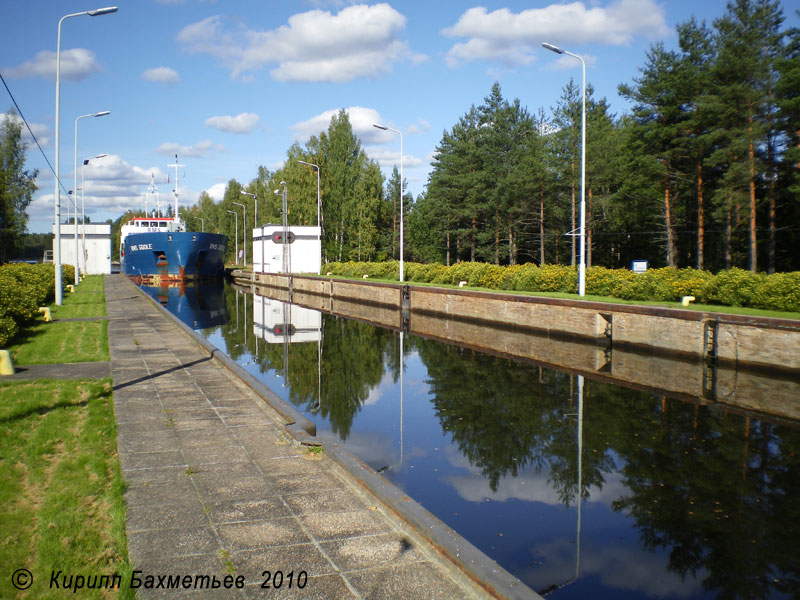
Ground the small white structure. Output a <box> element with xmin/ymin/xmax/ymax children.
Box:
<box><xmin>253</xmin><ymin>225</ymin><xmax>321</xmax><ymax>274</ymax></box>
<box><xmin>53</xmin><ymin>223</ymin><xmax>111</xmax><ymax>275</ymax></box>
<box><xmin>253</xmin><ymin>295</ymin><xmax>321</xmax><ymax>344</ymax></box>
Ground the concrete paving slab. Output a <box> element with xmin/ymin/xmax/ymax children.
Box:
<box><xmin>105</xmin><ymin>274</ymin><xmax>504</xmax><ymax>600</ymax></box>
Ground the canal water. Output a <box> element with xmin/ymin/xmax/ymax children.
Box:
<box><xmin>141</xmin><ymin>282</ymin><xmax>799</xmax><ymax>599</ymax></box>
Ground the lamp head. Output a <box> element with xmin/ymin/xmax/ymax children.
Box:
<box><xmin>542</xmin><ymin>42</ymin><xmax>565</xmax><ymax>54</ymax></box>
<box><xmin>94</xmin><ymin>111</ymin><xmax>111</xmax><ymax>117</ymax></box>
<box><xmin>87</xmin><ymin>6</ymin><xmax>118</xmax><ymax>16</ymax></box>
<box><xmin>373</xmin><ymin>123</ymin><xmax>388</xmax><ymax>131</ymax></box>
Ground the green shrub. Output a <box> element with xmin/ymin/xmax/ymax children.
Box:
<box><xmin>750</xmin><ymin>271</ymin><xmax>800</xmax><ymax>312</ymax></box>
<box><xmin>478</xmin><ymin>265</ymin><xmax>506</xmax><ymax>289</ymax></box>
<box><xmin>612</xmin><ymin>270</ymin><xmax>675</xmax><ymax>301</ymax></box>
<box><xmin>0</xmin><ymin>271</ymin><xmax>40</xmax><ymax>326</ymax></box>
<box><xmin>367</xmin><ymin>260</ymin><xmax>398</xmax><ymax>279</ymax></box>
<box><xmin>0</xmin><ymin>316</ymin><xmax>18</xmax><ymax>347</ymax></box>
<box><xmin>537</xmin><ymin>264</ymin><xmax>577</xmax><ymax>293</ymax></box>
<box><xmin>668</xmin><ymin>268</ymin><xmax>715</xmax><ymax>299</ymax></box>
<box><xmin>701</xmin><ymin>268</ymin><xmax>766</xmax><ymax>307</ymax></box>
<box><xmin>511</xmin><ymin>264</ymin><xmax>542</xmax><ymax>292</ymax></box>
<box><xmin>318</xmin><ymin>260</ymin><xmax>799</xmax><ymax>312</ymax></box>
<box><xmin>406</xmin><ymin>262</ymin><xmax>448</xmax><ymax>283</ymax></box>
<box><xmin>586</xmin><ymin>266</ymin><xmax>634</xmax><ymax>296</ymax></box>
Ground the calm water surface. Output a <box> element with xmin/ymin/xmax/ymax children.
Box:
<box><xmin>145</xmin><ymin>282</ymin><xmax>799</xmax><ymax>599</ymax></box>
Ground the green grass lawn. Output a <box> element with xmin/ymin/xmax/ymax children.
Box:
<box><xmin>8</xmin><ymin>275</ymin><xmax>109</xmax><ymax>365</ymax></box>
<box><xmin>50</xmin><ymin>275</ymin><xmax>106</xmax><ymax>320</ymax></box>
<box><xmin>8</xmin><ymin>321</ymin><xmax>109</xmax><ymax>365</ymax></box>
<box><xmin>0</xmin><ymin>378</ymin><xmax>133</xmax><ymax>599</ymax></box>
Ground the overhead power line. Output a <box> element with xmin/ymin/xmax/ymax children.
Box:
<box><xmin>1</xmin><ymin>70</ymin><xmax>75</xmax><ymax>208</ymax></box>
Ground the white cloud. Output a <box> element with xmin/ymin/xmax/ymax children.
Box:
<box><xmin>205</xmin><ymin>182</ymin><xmax>227</xmax><ymax>201</ymax></box>
<box><xmin>154</xmin><ymin>140</ymin><xmax>222</xmax><ymax>157</ymax></box>
<box><xmin>27</xmin><ymin>154</ymin><xmax>169</xmax><ymax>220</ymax></box>
<box><xmin>406</xmin><ymin>119</ymin><xmax>430</xmax><ymax>136</ymax></box>
<box><xmin>204</xmin><ymin>112</ymin><xmax>260</xmax><ymax>134</ymax></box>
<box><xmin>177</xmin><ymin>4</ymin><xmax>425</xmax><ymax>82</ymax></box>
<box><xmin>4</xmin><ymin>48</ymin><xmax>103</xmax><ymax>81</ymax></box>
<box><xmin>365</xmin><ymin>146</ymin><xmax>423</xmax><ymax>169</ymax></box>
<box><xmin>291</xmin><ymin>106</ymin><xmax>389</xmax><ymax>144</ymax></box>
<box><xmin>141</xmin><ymin>66</ymin><xmax>180</xmax><ymax>84</ymax></box>
<box><xmin>442</xmin><ymin>0</ymin><xmax>670</xmax><ymax>67</ymax></box>
<box><xmin>544</xmin><ymin>53</ymin><xmax>598</xmax><ymax>71</ymax></box>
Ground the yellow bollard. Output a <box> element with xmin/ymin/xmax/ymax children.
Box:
<box><xmin>38</xmin><ymin>307</ymin><xmax>53</xmax><ymax>322</ymax></box>
<box><xmin>67</xmin><ymin>284</ymin><xmax>74</xmax><ymax>293</ymax></box>
<box><xmin>681</xmin><ymin>295</ymin><xmax>696</xmax><ymax>307</ymax></box>
<box><xmin>0</xmin><ymin>350</ymin><xmax>14</xmax><ymax>376</ymax></box>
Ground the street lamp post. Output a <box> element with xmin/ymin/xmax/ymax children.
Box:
<box><xmin>542</xmin><ymin>42</ymin><xmax>586</xmax><ymax>297</ymax></box>
<box><xmin>226</xmin><ymin>210</ymin><xmax>238</xmax><ymax>264</ymax></box>
<box><xmin>233</xmin><ymin>201</ymin><xmax>246</xmax><ymax>266</ymax></box>
<box><xmin>73</xmin><ymin>111</ymin><xmax>110</xmax><ymax>283</ymax></box>
<box><xmin>240</xmin><ymin>190</ymin><xmax>257</xmax><ymax>228</ymax></box>
<box><xmin>81</xmin><ymin>153</ymin><xmax>107</xmax><ymax>274</ymax></box>
<box><xmin>373</xmin><ymin>124</ymin><xmax>404</xmax><ymax>282</ymax></box>
<box><xmin>53</xmin><ymin>6</ymin><xmax>118</xmax><ymax>305</ymax></box>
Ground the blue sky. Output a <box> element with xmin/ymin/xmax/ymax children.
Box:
<box><xmin>3</xmin><ymin>0</ymin><xmax>798</xmax><ymax>233</ymax></box>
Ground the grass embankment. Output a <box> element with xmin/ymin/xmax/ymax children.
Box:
<box><xmin>7</xmin><ymin>276</ymin><xmax>109</xmax><ymax>365</ymax></box>
<box><xmin>0</xmin><ymin>275</ymin><xmax>133</xmax><ymax>599</ymax></box>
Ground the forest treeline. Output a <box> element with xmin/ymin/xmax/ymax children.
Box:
<box><xmin>107</xmin><ymin>0</ymin><xmax>800</xmax><ymax>273</ymax></box>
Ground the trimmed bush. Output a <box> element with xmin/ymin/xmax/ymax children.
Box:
<box><xmin>586</xmin><ymin>266</ymin><xmax>634</xmax><ymax>296</ymax></box>
<box><xmin>612</xmin><ymin>270</ymin><xmax>675</xmax><ymax>301</ymax></box>
<box><xmin>0</xmin><ymin>316</ymin><xmax>17</xmax><ymax>347</ymax></box>
<box><xmin>537</xmin><ymin>264</ymin><xmax>577</xmax><ymax>293</ymax></box>
<box><xmin>316</xmin><ymin>260</ymin><xmax>800</xmax><ymax>313</ymax></box>
<box><xmin>750</xmin><ymin>272</ymin><xmax>800</xmax><ymax>313</ymax></box>
<box><xmin>701</xmin><ymin>268</ymin><xmax>766</xmax><ymax>307</ymax></box>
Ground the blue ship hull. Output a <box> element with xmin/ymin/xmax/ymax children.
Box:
<box><xmin>121</xmin><ymin>231</ymin><xmax>227</xmax><ymax>283</ymax></box>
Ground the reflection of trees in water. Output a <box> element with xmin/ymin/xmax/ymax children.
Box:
<box><xmin>414</xmin><ymin>334</ymin><xmax>800</xmax><ymax>597</ymax></box>
<box><xmin>609</xmin><ymin>403</ymin><xmax>800</xmax><ymax>598</ymax></box>
<box><xmin>214</xmin><ymin>287</ymin><xmax>800</xmax><ymax>597</ymax></box>
<box><xmin>219</xmin><ymin>288</ymin><xmax>399</xmax><ymax>440</ymax></box>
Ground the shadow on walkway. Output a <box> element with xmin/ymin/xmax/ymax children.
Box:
<box><xmin>112</xmin><ymin>353</ymin><xmax>215</xmax><ymax>391</ymax></box>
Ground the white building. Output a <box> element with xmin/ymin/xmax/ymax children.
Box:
<box><xmin>53</xmin><ymin>223</ymin><xmax>111</xmax><ymax>275</ymax></box>
<box><xmin>252</xmin><ymin>225</ymin><xmax>321</xmax><ymax>275</ymax></box>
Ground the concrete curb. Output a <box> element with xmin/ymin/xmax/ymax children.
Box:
<box><xmin>130</xmin><ymin>279</ymin><xmax>541</xmax><ymax>600</ymax></box>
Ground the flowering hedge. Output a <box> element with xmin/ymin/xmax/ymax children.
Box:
<box><xmin>322</xmin><ymin>261</ymin><xmax>800</xmax><ymax>313</ymax></box>
<box><xmin>0</xmin><ymin>263</ymin><xmax>74</xmax><ymax>346</ymax></box>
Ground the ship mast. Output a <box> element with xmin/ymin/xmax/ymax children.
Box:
<box><xmin>167</xmin><ymin>154</ymin><xmax>184</xmax><ymax>222</ymax></box>
<box><xmin>145</xmin><ymin>173</ymin><xmax>159</xmax><ymax>218</ymax></box>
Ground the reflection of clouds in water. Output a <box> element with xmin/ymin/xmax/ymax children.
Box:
<box><xmin>443</xmin><ymin>445</ymin><xmax>629</xmax><ymax>506</ymax></box>
<box><xmin>524</xmin><ymin>538</ymin><xmax>705</xmax><ymax>598</ymax></box>
<box><xmin>318</xmin><ymin>430</ymin><xmax>398</xmax><ymax>470</ymax></box>
<box><xmin>363</xmin><ymin>370</ymin><xmax>396</xmax><ymax>406</ymax></box>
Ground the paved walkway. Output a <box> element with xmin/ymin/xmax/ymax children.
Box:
<box><xmin>106</xmin><ymin>274</ymin><xmax>489</xmax><ymax>599</ymax></box>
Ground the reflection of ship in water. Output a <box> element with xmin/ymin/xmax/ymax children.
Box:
<box><xmin>139</xmin><ymin>283</ymin><xmax>227</xmax><ymax>330</ymax></box>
